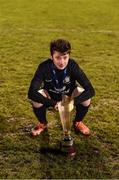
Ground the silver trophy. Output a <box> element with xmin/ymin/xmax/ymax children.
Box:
<box><xmin>58</xmin><ymin>95</ymin><xmax>76</xmax><ymax>157</ymax></box>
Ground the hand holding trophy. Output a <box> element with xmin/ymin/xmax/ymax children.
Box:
<box><xmin>58</xmin><ymin>95</ymin><xmax>76</xmax><ymax>157</ymax></box>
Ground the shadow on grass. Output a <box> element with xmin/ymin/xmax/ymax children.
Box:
<box><xmin>40</xmin><ymin>147</ymin><xmax>61</xmax><ymax>155</ymax></box>
<box><xmin>38</xmin><ymin>129</ymin><xmax>72</xmax><ymax>157</ymax></box>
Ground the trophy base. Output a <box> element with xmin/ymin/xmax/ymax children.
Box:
<box><xmin>60</xmin><ymin>136</ymin><xmax>76</xmax><ymax>157</ymax></box>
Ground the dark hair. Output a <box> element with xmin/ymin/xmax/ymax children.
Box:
<box><xmin>50</xmin><ymin>39</ymin><xmax>71</xmax><ymax>56</ymax></box>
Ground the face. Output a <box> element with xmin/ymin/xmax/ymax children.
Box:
<box><xmin>51</xmin><ymin>51</ymin><xmax>70</xmax><ymax>70</ymax></box>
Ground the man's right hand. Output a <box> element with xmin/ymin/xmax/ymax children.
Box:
<box><xmin>54</xmin><ymin>101</ymin><xmax>61</xmax><ymax>111</ymax></box>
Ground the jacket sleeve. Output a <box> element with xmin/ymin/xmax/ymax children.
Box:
<box><xmin>72</xmin><ymin>62</ymin><xmax>95</xmax><ymax>105</ymax></box>
<box><xmin>28</xmin><ymin>64</ymin><xmax>57</xmax><ymax>107</ymax></box>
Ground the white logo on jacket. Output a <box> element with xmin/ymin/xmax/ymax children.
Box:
<box><xmin>63</xmin><ymin>76</ymin><xmax>70</xmax><ymax>84</ymax></box>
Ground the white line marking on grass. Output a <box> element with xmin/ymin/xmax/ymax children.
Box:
<box><xmin>17</xmin><ymin>27</ymin><xmax>119</xmax><ymax>34</ymax></box>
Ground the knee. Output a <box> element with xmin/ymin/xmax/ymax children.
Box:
<box><xmin>32</xmin><ymin>101</ymin><xmax>43</xmax><ymax>108</ymax></box>
<box><xmin>31</xmin><ymin>89</ymin><xmax>50</xmax><ymax>108</ymax></box>
<box><xmin>81</xmin><ymin>99</ymin><xmax>91</xmax><ymax>107</ymax></box>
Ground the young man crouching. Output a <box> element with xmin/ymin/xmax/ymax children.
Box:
<box><xmin>28</xmin><ymin>39</ymin><xmax>95</xmax><ymax>136</ymax></box>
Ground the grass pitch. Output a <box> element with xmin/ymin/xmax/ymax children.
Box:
<box><xmin>0</xmin><ymin>0</ymin><xmax>119</xmax><ymax>178</ymax></box>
